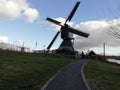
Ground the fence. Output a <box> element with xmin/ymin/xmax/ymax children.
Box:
<box><xmin>0</xmin><ymin>42</ymin><xmax>31</xmax><ymax>52</ymax></box>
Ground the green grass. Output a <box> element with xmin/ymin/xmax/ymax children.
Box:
<box><xmin>0</xmin><ymin>50</ymin><xmax>76</xmax><ymax>90</ymax></box>
<box><xmin>84</xmin><ymin>59</ymin><xmax>120</xmax><ymax>90</ymax></box>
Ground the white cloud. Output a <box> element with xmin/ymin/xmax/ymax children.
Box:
<box><xmin>23</xmin><ymin>8</ymin><xmax>39</xmax><ymax>23</ymax></box>
<box><xmin>0</xmin><ymin>36</ymin><xmax>8</xmax><ymax>43</ymax></box>
<box><xmin>75</xmin><ymin>20</ymin><xmax>110</xmax><ymax>34</ymax></box>
<box><xmin>0</xmin><ymin>0</ymin><xmax>39</xmax><ymax>22</ymax></box>
<box><xmin>74</xmin><ymin>19</ymin><xmax>120</xmax><ymax>52</ymax></box>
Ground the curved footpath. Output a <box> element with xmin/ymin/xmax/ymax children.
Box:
<box><xmin>41</xmin><ymin>59</ymin><xmax>90</xmax><ymax>90</ymax></box>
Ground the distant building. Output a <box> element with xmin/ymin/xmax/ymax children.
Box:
<box><xmin>21</xmin><ymin>47</ymin><xmax>25</xmax><ymax>52</ymax></box>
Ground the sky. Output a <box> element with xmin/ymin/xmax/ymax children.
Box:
<box><xmin>0</xmin><ymin>0</ymin><xmax>120</xmax><ymax>55</ymax></box>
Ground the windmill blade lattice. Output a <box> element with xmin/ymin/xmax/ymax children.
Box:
<box><xmin>47</xmin><ymin>31</ymin><xmax>60</xmax><ymax>50</ymax></box>
<box><xmin>67</xmin><ymin>26</ymin><xmax>89</xmax><ymax>38</ymax></box>
<box><xmin>46</xmin><ymin>17</ymin><xmax>62</xmax><ymax>26</ymax></box>
<box><xmin>65</xmin><ymin>1</ymin><xmax>80</xmax><ymax>23</ymax></box>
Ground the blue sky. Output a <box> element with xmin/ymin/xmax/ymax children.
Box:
<box><xmin>0</xmin><ymin>0</ymin><xmax>120</xmax><ymax>55</ymax></box>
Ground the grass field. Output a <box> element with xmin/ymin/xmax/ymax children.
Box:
<box><xmin>0</xmin><ymin>50</ymin><xmax>76</xmax><ymax>90</ymax></box>
<box><xmin>84</xmin><ymin>59</ymin><xmax>120</xmax><ymax>90</ymax></box>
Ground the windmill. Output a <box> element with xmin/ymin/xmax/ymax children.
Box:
<box><xmin>46</xmin><ymin>1</ymin><xmax>89</xmax><ymax>55</ymax></box>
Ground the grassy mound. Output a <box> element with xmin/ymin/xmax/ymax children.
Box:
<box><xmin>0</xmin><ymin>50</ymin><xmax>75</xmax><ymax>90</ymax></box>
<box><xmin>84</xmin><ymin>59</ymin><xmax>120</xmax><ymax>90</ymax></box>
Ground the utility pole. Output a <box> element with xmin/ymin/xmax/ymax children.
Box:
<box><xmin>35</xmin><ymin>40</ymin><xmax>37</xmax><ymax>50</ymax></box>
<box><xmin>21</xmin><ymin>42</ymin><xmax>25</xmax><ymax>52</ymax></box>
<box><xmin>103</xmin><ymin>43</ymin><xmax>105</xmax><ymax>60</ymax></box>
<box><xmin>43</xmin><ymin>45</ymin><xmax>45</xmax><ymax>53</ymax></box>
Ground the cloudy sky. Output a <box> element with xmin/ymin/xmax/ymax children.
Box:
<box><xmin>0</xmin><ymin>0</ymin><xmax>120</xmax><ymax>55</ymax></box>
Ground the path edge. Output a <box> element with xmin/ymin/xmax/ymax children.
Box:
<box><xmin>81</xmin><ymin>59</ymin><xmax>90</xmax><ymax>90</ymax></box>
<box><xmin>40</xmin><ymin>60</ymin><xmax>79</xmax><ymax>90</ymax></box>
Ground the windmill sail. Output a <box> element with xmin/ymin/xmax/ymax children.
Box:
<box><xmin>47</xmin><ymin>31</ymin><xmax>60</xmax><ymax>50</ymax></box>
<box><xmin>46</xmin><ymin>17</ymin><xmax>61</xmax><ymax>26</ymax></box>
<box><xmin>65</xmin><ymin>1</ymin><xmax>80</xmax><ymax>23</ymax></box>
<box><xmin>67</xmin><ymin>26</ymin><xmax>89</xmax><ymax>38</ymax></box>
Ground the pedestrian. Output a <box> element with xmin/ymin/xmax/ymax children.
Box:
<box><xmin>81</xmin><ymin>51</ymin><xmax>84</xmax><ymax>59</ymax></box>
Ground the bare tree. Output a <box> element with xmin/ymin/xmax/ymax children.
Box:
<box><xmin>107</xmin><ymin>3</ymin><xmax>120</xmax><ymax>39</ymax></box>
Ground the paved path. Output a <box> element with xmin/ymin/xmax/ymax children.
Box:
<box><xmin>41</xmin><ymin>59</ymin><xmax>89</xmax><ymax>90</ymax></box>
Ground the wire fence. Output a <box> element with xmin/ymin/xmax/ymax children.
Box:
<box><xmin>0</xmin><ymin>42</ymin><xmax>31</xmax><ymax>52</ymax></box>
